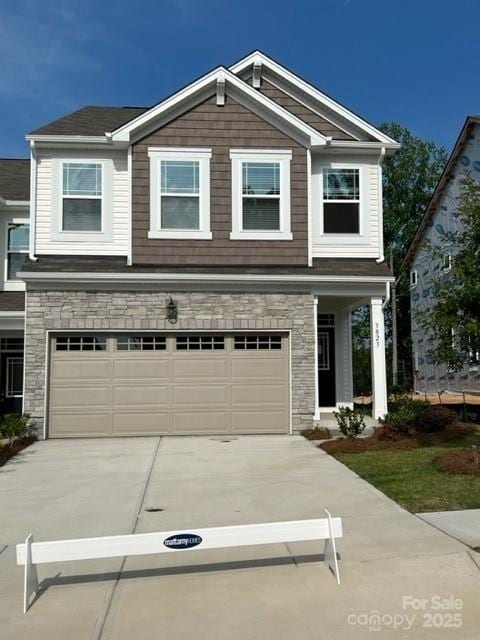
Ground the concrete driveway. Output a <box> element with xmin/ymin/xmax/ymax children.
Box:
<box><xmin>1</xmin><ymin>435</ymin><xmax>479</xmax><ymax>639</ymax></box>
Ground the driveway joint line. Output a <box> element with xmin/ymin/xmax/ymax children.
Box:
<box><xmin>94</xmin><ymin>436</ymin><xmax>163</xmax><ymax>640</ymax></box>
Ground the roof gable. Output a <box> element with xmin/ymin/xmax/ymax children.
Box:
<box><xmin>402</xmin><ymin>116</ymin><xmax>480</xmax><ymax>268</ymax></box>
<box><xmin>230</xmin><ymin>51</ymin><xmax>399</xmax><ymax>147</ymax></box>
<box><xmin>111</xmin><ymin>67</ymin><xmax>327</xmax><ymax>147</ymax></box>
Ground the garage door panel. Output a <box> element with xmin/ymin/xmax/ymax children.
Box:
<box><xmin>113</xmin><ymin>359</ymin><xmax>170</xmax><ymax>380</ymax></box>
<box><xmin>51</xmin><ymin>385</ymin><xmax>111</xmax><ymax>408</ymax></box>
<box><xmin>51</xmin><ymin>358</ymin><xmax>112</xmax><ymax>381</ymax></box>
<box><xmin>232</xmin><ymin>384</ymin><xmax>287</xmax><ymax>404</ymax></box>
<box><xmin>231</xmin><ymin>357</ymin><xmax>286</xmax><ymax>379</ymax></box>
<box><xmin>173</xmin><ymin>358</ymin><xmax>229</xmax><ymax>379</ymax></box>
<box><xmin>49</xmin><ymin>333</ymin><xmax>289</xmax><ymax>437</ymax></box>
<box><xmin>49</xmin><ymin>412</ymin><xmax>113</xmax><ymax>437</ymax></box>
<box><xmin>232</xmin><ymin>411</ymin><xmax>288</xmax><ymax>432</ymax></box>
<box><xmin>172</xmin><ymin>411</ymin><xmax>231</xmax><ymax>433</ymax></box>
<box><xmin>113</xmin><ymin>385</ymin><xmax>170</xmax><ymax>406</ymax></box>
<box><xmin>113</xmin><ymin>411</ymin><xmax>173</xmax><ymax>434</ymax></box>
<box><xmin>173</xmin><ymin>384</ymin><xmax>229</xmax><ymax>406</ymax></box>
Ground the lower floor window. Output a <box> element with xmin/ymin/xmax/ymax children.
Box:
<box><xmin>6</xmin><ymin>357</ymin><xmax>23</xmax><ymax>397</ymax></box>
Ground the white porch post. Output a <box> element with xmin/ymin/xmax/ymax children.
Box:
<box><xmin>313</xmin><ymin>296</ymin><xmax>320</xmax><ymax>420</ymax></box>
<box><xmin>370</xmin><ymin>296</ymin><xmax>388</xmax><ymax>419</ymax></box>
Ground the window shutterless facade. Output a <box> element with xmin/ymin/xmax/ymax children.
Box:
<box><xmin>52</xmin><ymin>158</ymin><xmax>112</xmax><ymax>242</ymax></box>
<box><xmin>62</xmin><ymin>163</ymin><xmax>102</xmax><ymax>232</ymax></box>
<box><xmin>148</xmin><ymin>148</ymin><xmax>212</xmax><ymax>239</ymax></box>
<box><xmin>6</xmin><ymin>222</ymin><xmax>29</xmax><ymax>281</ymax></box>
<box><xmin>230</xmin><ymin>150</ymin><xmax>292</xmax><ymax>240</ymax></box>
<box><xmin>322</xmin><ymin>168</ymin><xmax>360</xmax><ymax>234</ymax></box>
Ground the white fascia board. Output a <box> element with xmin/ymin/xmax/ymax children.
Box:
<box><xmin>229</xmin><ymin>52</ymin><xmax>399</xmax><ymax>146</ymax></box>
<box><xmin>19</xmin><ymin>271</ymin><xmax>394</xmax><ymax>285</ymax></box>
<box><xmin>25</xmin><ymin>135</ymin><xmax>110</xmax><ymax>145</ymax></box>
<box><xmin>111</xmin><ymin>67</ymin><xmax>327</xmax><ymax>147</ymax></box>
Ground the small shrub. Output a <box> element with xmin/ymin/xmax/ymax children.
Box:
<box><xmin>333</xmin><ymin>407</ymin><xmax>366</xmax><ymax>438</ymax></box>
<box><xmin>381</xmin><ymin>395</ymin><xmax>430</xmax><ymax>434</ymax></box>
<box><xmin>0</xmin><ymin>413</ymin><xmax>31</xmax><ymax>447</ymax></box>
<box><xmin>415</xmin><ymin>405</ymin><xmax>456</xmax><ymax>433</ymax></box>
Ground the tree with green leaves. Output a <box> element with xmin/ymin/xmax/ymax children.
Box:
<box><xmin>352</xmin><ymin>124</ymin><xmax>448</xmax><ymax>395</ymax></box>
<box><xmin>416</xmin><ymin>177</ymin><xmax>480</xmax><ymax>371</ymax></box>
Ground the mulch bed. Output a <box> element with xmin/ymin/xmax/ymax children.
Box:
<box><xmin>319</xmin><ymin>423</ymin><xmax>476</xmax><ymax>454</ymax></box>
<box><xmin>434</xmin><ymin>449</ymin><xmax>480</xmax><ymax>476</ymax></box>
<box><xmin>301</xmin><ymin>427</ymin><xmax>331</xmax><ymax>441</ymax></box>
<box><xmin>0</xmin><ymin>437</ymin><xmax>36</xmax><ymax>467</ymax></box>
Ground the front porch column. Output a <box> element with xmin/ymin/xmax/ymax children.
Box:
<box><xmin>370</xmin><ymin>296</ymin><xmax>388</xmax><ymax>419</ymax></box>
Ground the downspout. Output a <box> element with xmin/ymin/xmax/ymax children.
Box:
<box><xmin>375</xmin><ymin>147</ymin><xmax>386</xmax><ymax>263</ymax></box>
<box><xmin>29</xmin><ymin>140</ymin><xmax>38</xmax><ymax>262</ymax></box>
<box><xmin>382</xmin><ymin>280</ymin><xmax>390</xmax><ymax>311</ymax></box>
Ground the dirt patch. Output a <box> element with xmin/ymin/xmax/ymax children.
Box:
<box><xmin>301</xmin><ymin>427</ymin><xmax>331</xmax><ymax>441</ymax></box>
<box><xmin>434</xmin><ymin>448</ymin><xmax>480</xmax><ymax>476</ymax></box>
<box><xmin>0</xmin><ymin>437</ymin><xmax>36</xmax><ymax>467</ymax></box>
<box><xmin>319</xmin><ymin>423</ymin><xmax>476</xmax><ymax>454</ymax></box>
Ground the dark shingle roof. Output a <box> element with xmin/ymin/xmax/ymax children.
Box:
<box><xmin>0</xmin><ymin>159</ymin><xmax>30</xmax><ymax>201</ymax></box>
<box><xmin>22</xmin><ymin>256</ymin><xmax>392</xmax><ymax>278</ymax></box>
<box><xmin>0</xmin><ymin>291</ymin><xmax>25</xmax><ymax>312</ymax></box>
<box><xmin>28</xmin><ymin>106</ymin><xmax>148</xmax><ymax>137</ymax></box>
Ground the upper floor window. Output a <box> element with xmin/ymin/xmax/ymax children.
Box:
<box><xmin>148</xmin><ymin>148</ymin><xmax>212</xmax><ymax>240</ymax></box>
<box><xmin>322</xmin><ymin>168</ymin><xmax>360</xmax><ymax>234</ymax></box>
<box><xmin>230</xmin><ymin>150</ymin><xmax>292</xmax><ymax>240</ymax></box>
<box><xmin>410</xmin><ymin>269</ymin><xmax>418</xmax><ymax>288</ymax></box>
<box><xmin>442</xmin><ymin>254</ymin><xmax>452</xmax><ymax>272</ymax></box>
<box><xmin>62</xmin><ymin>163</ymin><xmax>102</xmax><ymax>232</ymax></box>
<box><xmin>7</xmin><ymin>222</ymin><xmax>29</xmax><ymax>281</ymax></box>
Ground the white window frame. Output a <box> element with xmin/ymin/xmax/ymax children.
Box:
<box><xmin>320</xmin><ymin>165</ymin><xmax>362</xmax><ymax>237</ymax></box>
<box><xmin>52</xmin><ymin>159</ymin><xmax>113</xmax><ymax>243</ymax></box>
<box><xmin>148</xmin><ymin>148</ymin><xmax>212</xmax><ymax>240</ymax></box>
<box><xmin>410</xmin><ymin>269</ymin><xmax>418</xmax><ymax>288</ymax></box>
<box><xmin>230</xmin><ymin>149</ymin><xmax>292</xmax><ymax>241</ymax></box>
<box><xmin>3</xmin><ymin>217</ymin><xmax>29</xmax><ymax>290</ymax></box>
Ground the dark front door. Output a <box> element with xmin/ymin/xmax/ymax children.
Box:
<box><xmin>318</xmin><ymin>327</ymin><xmax>336</xmax><ymax>407</ymax></box>
<box><xmin>0</xmin><ymin>352</ymin><xmax>23</xmax><ymax>415</ymax></box>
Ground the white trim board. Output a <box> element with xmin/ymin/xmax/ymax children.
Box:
<box><xmin>17</xmin><ymin>511</ymin><xmax>342</xmax><ymax>611</ymax></box>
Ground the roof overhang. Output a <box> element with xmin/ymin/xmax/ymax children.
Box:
<box><xmin>230</xmin><ymin>51</ymin><xmax>400</xmax><ymax>148</ymax></box>
<box><xmin>110</xmin><ymin>66</ymin><xmax>328</xmax><ymax>147</ymax></box>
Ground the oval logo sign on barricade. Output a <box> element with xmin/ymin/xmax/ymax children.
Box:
<box><xmin>163</xmin><ymin>533</ymin><xmax>203</xmax><ymax>550</ymax></box>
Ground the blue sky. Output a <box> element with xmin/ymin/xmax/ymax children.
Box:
<box><xmin>1</xmin><ymin>0</ymin><xmax>479</xmax><ymax>157</ymax></box>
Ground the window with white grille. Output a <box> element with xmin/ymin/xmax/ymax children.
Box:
<box><xmin>176</xmin><ymin>335</ymin><xmax>224</xmax><ymax>351</ymax></box>
<box><xmin>56</xmin><ymin>336</ymin><xmax>107</xmax><ymax>351</ymax></box>
<box><xmin>116</xmin><ymin>336</ymin><xmax>166</xmax><ymax>351</ymax></box>
<box><xmin>234</xmin><ymin>335</ymin><xmax>282</xmax><ymax>350</ymax></box>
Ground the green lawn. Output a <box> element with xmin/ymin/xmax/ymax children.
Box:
<box><xmin>333</xmin><ymin>430</ymin><xmax>480</xmax><ymax>513</ymax></box>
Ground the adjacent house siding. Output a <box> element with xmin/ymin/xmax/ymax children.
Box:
<box><xmin>311</xmin><ymin>153</ymin><xmax>381</xmax><ymax>258</ymax></box>
<box><xmin>411</xmin><ymin>123</ymin><xmax>480</xmax><ymax>393</ymax></box>
<box><xmin>132</xmin><ymin>94</ymin><xmax>309</xmax><ymax>266</ymax></box>
<box><xmin>35</xmin><ymin>148</ymin><xmax>129</xmax><ymax>256</ymax></box>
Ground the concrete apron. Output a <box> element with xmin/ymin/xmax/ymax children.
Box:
<box><xmin>0</xmin><ymin>435</ymin><xmax>479</xmax><ymax>640</ymax></box>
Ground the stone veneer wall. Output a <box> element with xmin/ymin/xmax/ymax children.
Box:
<box><xmin>24</xmin><ymin>290</ymin><xmax>316</xmax><ymax>436</ymax></box>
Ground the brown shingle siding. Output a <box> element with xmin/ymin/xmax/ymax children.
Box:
<box><xmin>132</xmin><ymin>94</ymin><xmax>308</xmax><ymax>267</ymax></box>
<box><xmin>257</xmin><ymin>80</ymin><xmax>355</xmax><ymax>141</ymax></box>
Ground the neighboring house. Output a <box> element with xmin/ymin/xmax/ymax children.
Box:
<box><xmin>0</xmin><ymin>159</ymin><xmax>30</xmax><ymax>414</ymax></box>
<box><xmin>403</xmin><ymin>116</ymin><xmax>480</xmax><ymax>394</ymax></box>
<box><xmin>3</xmin><ymin>51</ymin><xmax>399</xmax><ymax>438</ymax></box>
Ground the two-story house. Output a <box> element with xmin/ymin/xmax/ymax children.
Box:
<box><xmin>2</xmin><ymin>51</ymin><xmax>399</xmax><ymax>438</ymax></box>
<box><xmin>403</xmin><ymin>116</ymin><xmax>480</xmax><ymax>395</ymax></box>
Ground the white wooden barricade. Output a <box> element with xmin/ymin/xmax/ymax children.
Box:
<box><xmin>17</xmin><ymin>509</ymin><xmax>342</xmax><ymax>612</ymax></box>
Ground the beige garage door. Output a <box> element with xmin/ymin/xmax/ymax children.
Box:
<box><xmin>48</xmin><ymin>333</ymin><xmax>290</xmax><ymax>437</ymax></box>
